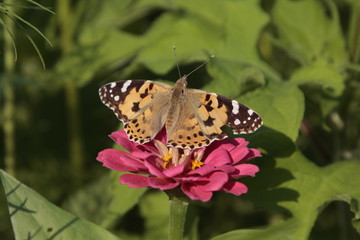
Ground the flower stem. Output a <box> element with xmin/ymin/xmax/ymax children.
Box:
<box><xmin>167</xmin><ymin>189</ymin><xmax>190</xmax><ymax>240</ymax></box>
<box><xmin>3</xmin><ymin>0</ymin><xmax>16</xmax><ymax>176</ymax></box>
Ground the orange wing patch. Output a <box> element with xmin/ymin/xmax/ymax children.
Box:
<box><xmin>167</xmin><ymin>112</ymin><xmax>210</xmax><ymax>149</ymax></box>
<box><xmin>193</xmin><ymin>92</ymin><xmax>228</xmax><ymax>141</ymax></box>
<box><xmin>124</xmin><ymin>107</ymin><xmax>154</xmax><ymax>144</ymax></box>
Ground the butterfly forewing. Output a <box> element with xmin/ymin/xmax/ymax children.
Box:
<box><xmin>189</xmin><ymin>90</ymin><xmax>262</xmax><ymax>138</ymax></box>
<box><xmin>99</xmin><ymin>80</ymin><xmax>172</xmax><ymax>144</ymax></box>
<box><xmin>216</xmin><ymin>95</ymin><xmax>263</xmax><ymax>134</ymax></box>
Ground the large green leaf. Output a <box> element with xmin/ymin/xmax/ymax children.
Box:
<box><xmin>134</xmin><ymin>10</ymin><xmax>220</xmax><ymax>75</ymax></box>
<box><xmin>204</xmin><ymin>0</ymin><xmax>279</xmax><ymax>97</ymax></box>
<box><xmin>235</xmin><ymin>151</ymin><xmax>360</xmax><ymax>240</ymax></box>
<box><xmin>212</xmin><ymin>220</ymin><xmax>299</xmax><ymax>240</ymax></box>
<box><xmin>272</xmin><ymin>0</ymin><xmax>347</xmax><ymax>67</ymax></box>
<box><xmin>238</xmin><ymin>81</ymin><xmax>305</xmax><ymax>142</ymax></box>
<box><xmin>62</xmin><ymin>172</ymin><xmax>146</xmax><ymax>229</ymax></box>
<box><xmin>139</xmin><ymin>191</ymin><xmax>169</xmax><ymax>239</ymax></box>
<box><xmin>0</xmin><ymin>170</ymin><xmax>120</xmax><ymax>240</ymax></box>
<box><xmin>100</xmin><ymin>172</ymin><xmax>147</xmax><ymax>229</ymax></box>
<box><xmin>290</xmin><ymin>59</ymin><xmax>345</xmax><ymax>97</ymax></box>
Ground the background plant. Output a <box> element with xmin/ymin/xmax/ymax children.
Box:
<box><xmin>1</xmin><ymin>0</ymin><xmax>360</xmax><ymax>239</ymax></box>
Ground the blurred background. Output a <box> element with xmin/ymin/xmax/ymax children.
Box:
<box><xmin>1</xmin><ymin>0</ymin><xmax>360</xmax><ymax>239</ymax></box>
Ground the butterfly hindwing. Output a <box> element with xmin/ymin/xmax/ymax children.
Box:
<box><xmin>166</xmin><ymin>98</ymin><xmax>212</xmax><ymax>149</ymax></box>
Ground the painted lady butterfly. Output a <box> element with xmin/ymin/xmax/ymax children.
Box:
<box><xmin>99</xmin><ymin>76</ymin><xmax>263</xmax><ymax>149</ymax></box>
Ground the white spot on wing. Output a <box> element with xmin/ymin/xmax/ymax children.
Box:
<box><xmin>234</xmin><ymin>119</ymin><xmax>241</xmax><ymax>125</ymax></box>
<box><xmin>248</xmin><ymin>109</ymin><xmax>254</xmax><ymax>116</ymax></box>
<box><xmin>110</xmin><ymin>82</ymin><xmax>116</xmax><ymax>88</ymax></box>
<box><xmin>114</xmin><ymin>95</ymin><xmax>120</xmax><ymax>101</ymax></box>
<box><xmin>232</xmin><ymin>100</ymin><xmax>239</xmax><ymax>114</ymax></box>
<box><xmin>121</xmin><ymin>80</ymin><xmax>132</xmax><ymax>93</ymax></box>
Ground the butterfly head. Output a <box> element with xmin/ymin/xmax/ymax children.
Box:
<box><xmin>175</xmin><ymin>76</ymin><xmax>188</xmax><ymax>87</ymax></box>
<box><xmin>171</xmin><ymin>76</ymin><xmax>188</xmax><ymax>98</ymax></box>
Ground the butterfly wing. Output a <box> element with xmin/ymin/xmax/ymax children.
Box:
<box><xmin>166</xmin><ymin>98</ymin><xmax>216</xmax><ymax>149</ymax></box>
<box><xmin>176</xmin><ymin>89</ymin><xmax>263</xmax><ymax>148</ymax></box>
<box><xmin>99</xmin><ymin>80</ymin><xmax>172</xmax><ymax>144</ymax></box>
<box><xmin>192</xmin><ymin>90</ymin><xmax>263</xmax><ymax>135</ymax></box>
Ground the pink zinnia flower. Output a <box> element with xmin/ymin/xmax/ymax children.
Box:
<box><xmin>97</xmin><ymin>129</ymin><xmax>261</xmax><ymax>202</ymax></box>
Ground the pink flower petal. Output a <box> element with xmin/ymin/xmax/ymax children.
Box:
<box><xmin>189</xmin><ymin>165</ymin><xmax>216</xmax><ymax>176</ymax></box>
<box><xmin>223</xmin><ymin>181</ymin><xmax>248</xmax><ymax>195</ymax></box>
<box><xmin>181</xmin><ymin>184</ymin><xmax>213</xmax><ymax>202</ymax></box>
<box><xmin>176</xmin><ymin>175</ymin><xmax>208</xmax><ymax>182</ymax></box>
<box><xmin>163</xmin><ymin>163</ymin><xmax>187</xmax><ymax>178</ymax></box>
<box><xmin>204</xmin><ymin>138</ymin><xmax>234</xmax><ymax>153</ymax></box>
<box><xmin>139</xmin><ymin>143</ymin><xmax>159</xmax><ymax>155</ymax></box>
<box><xmin>199</xmin><ymin>172</ymin><xmax>228</xmax><ymax>191</ymax></box>
<box><xmin>109</xmin><ymin>131</ymin><xmax>138</xmax><ymax>153</ymax></box>
<box><xmin>229</xmin><ymin>147</ymin><xmax>250</xmax><ymax>164</ymax></box>
<box><xmin>132</xmin><ymin>150</ymin><xmax>155</xmax><ymax>159</ymax></box>
<box><xmin>246</xmin><ymin>148</ymin><xmax>262</xmax><ymax>159</ymax></box>
<box><xmin>148</xmin><ymin>177</ymin><xmax>179</xmax><ymax>190</ymax></box>
<box><xmin>204</xmin><ymin>148</ymin><xmax>232</xmax><ymax>166</ymax></box>
<box><xmin>120</xmin><ymin>174</ymin><xmax>150</xmax><ymax>188</ymax></box>
<box><xmin>154</xmin><ymin>127</ymin><xmax>167</xmax><ymax>143</ymax></box>
<box><xmin>215</xmin><ymin>165</ymin><xmax>238</xmax><ymax>175</ymax></box>
<box><xmin>233</xmin><ymin>164</ymin><xmax>259</xmax><ymax>178</ymax></box>
<box><xmin>97</xmin><ymin>149</ymin><xmax>145</xmax><ymax>172</ymax></box>
<box><xmin>143</xmin><ymin>158</ymin><xmax>167</xmax><ymax>177</ymax></box>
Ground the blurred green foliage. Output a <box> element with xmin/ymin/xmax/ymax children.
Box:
<box><xmin>1</xmin><ymin>0</ymin><xmax>360</xmax><ymax>239</ymax></box>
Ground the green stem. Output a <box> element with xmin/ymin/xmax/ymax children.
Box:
<box><xmin>56</xmin><ymin>0</ymin><xmax>84</xmax><ymax>186</ymax></box>
<box><xmin>3</xmin><ymin>0</ymin><xmax>16</xmax><ymax>176</ymax></box>
<box><xmin>348</xmin><ymin>2</ymin><xmax>360</xmax><ymax>63</ymax></box>
<box><xmin>167</xmin><ymin>189</ymin><xmax>190</xmax><ymax>240</ymax></box>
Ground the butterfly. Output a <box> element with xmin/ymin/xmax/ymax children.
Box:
<box><xmin>99</xmin><ymin>76</ymin><xmax>263</xmax><ymax>149</ymax></box>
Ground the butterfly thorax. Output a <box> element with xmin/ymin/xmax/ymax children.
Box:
<box><xmin>166</xmin><ymin>77</ymin><xmax>188</xmax><ymax>133</ymax></box>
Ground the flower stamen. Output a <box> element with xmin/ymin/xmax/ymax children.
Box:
<box><xmin>191</xmin><ymin>159</ymin><xmax>204</xmax><ymax>170</ymax></box>
<box><xmin>162</xmin><ymin>153</ymin><xmax>172</xmax><ymax>169</ymax></box>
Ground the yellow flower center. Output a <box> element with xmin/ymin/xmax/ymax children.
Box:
<box><xmin>162</xmin><ymin>153</ymin><xmax>172</xmax><ymax>169</ymax></box>
<box><xmin>191</xmin><ymin>159</ymin><xmax>204</xmax><ymax>170</ymax></box>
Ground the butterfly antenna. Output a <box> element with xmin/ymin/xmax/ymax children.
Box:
<box><xmin>185</xmin><ymin>55</ymin><xmax>215</xmax><ymax>78</ymax></box>
<box><xmin>173</xmin><ymin>46</ymin><xmax>182</xmax><ymax>78</ymax></box>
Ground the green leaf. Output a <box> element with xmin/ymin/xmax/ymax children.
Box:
<box><xmin>62</xmin><ymin>172</ymin><xmax>146</xmax><ymax>228</ymax></box>
<box><xmin>212</xmin><ymin>220</ymin><xmax>299</xmax><ymax>240</ymax></box>
<box><xmin>139</xmin><ymin>191</ymin><xmax>169</xmax><ymax>239</ymax></box>
<box><xmin>205</xmin><ymin>0</ymin><xmax>279</xmax><ymax>98</ymax></box>
<box><xmin>135</xmin><ymin>11</ymin><xmax>218</xmax><ymax>75</ymax></box>
<box><xmin>243</xmin><ymin>151</ymin><xmax>360</xmax><ymax>239</ymax></box>
<box><xmin>290</xmin><ymin>59</ymin><xmax>345</xmax><ymax>97</ymax></box>
<box><xmin>100</xmin><ymin>172</ymin><xmax>147</xmax><ymax>229</ymax></box>
<box><xmin>54</xmin><ymin>30</ymin><xmax>143</xmax><ymax>86</ymax></box>
<box><xmin>238</xmin><ymin>81</ymin><xmax>305</xmax><ymax>142</ymax></box>
<box><xmin>272</xmin><ymin>0</ymin><xmax>347</xmax><ymax>67</ymax></box>
<box><xmin>0</xmin><ymin>170</ymin><xmax>120</xmax><ymax>240</ymax></box>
